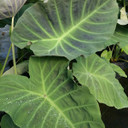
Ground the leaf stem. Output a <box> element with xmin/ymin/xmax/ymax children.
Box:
<box><xmin>108</xmin><ymin>46</ymin><xmax>111</xmax><ymax>51</ymax></box>
<box><xmin>124</xmin><ymin>0</ymin><xmax>126</xmax><ymax>11</ymax></box>
<box><xmin>11</xmin><ymin>16</ymin><xmax>17</xmax><ymax>74</ymax></box>
<box><xmin>112</xmin><ymin>44</ymin><xmax>115</xmax><ymax>53</ymax></box>
<box><xmin>118</xmin><ymin>58</ymin><xmax>128</xmax><ymax>63</ymax></box>
<box><xmin>0</xmin><ymin>44</ymin><xmax>12</xmax><ymax>76</ymax></box>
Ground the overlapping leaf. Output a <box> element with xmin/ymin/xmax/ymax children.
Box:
<box><xmin>73</xmin><ymin>54</ymin><xmax>128</xmax><ymax>109</ymax></box>
<box><xmin>0</xmin><ymin>0</ymin><xmax>27</xmax><ymax>20</ymax></box>
<box><xmin>11</xmin><ymin>0</ymin><xmax>118</xmax><ymax>60</ymax></box>
<box><xmin>3</xmin><ymin>61</ymin><xmax>28</xmax><ymax>76</ymax></box>
<box><xmin>0</xmin><ymin>57</ymin><xmax>104</xmax><ymax>128</ymax></box>
<box><xmin>106</xmin><ymin>25</ymin><xmax>128</xmax><ymax>54</ymax></box>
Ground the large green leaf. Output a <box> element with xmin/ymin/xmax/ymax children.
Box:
<box><xmin>106</xmin><ymin>25</ymin><xmax>128</xmax><ymax>54</ymax></box>
<box><xmin>0</xmin><ymin>0</ymin><xmax>27</xmax><ymax>20</ymax></box>
<box><xmin>11</xmin><ymin>0</ymin><xmax>118</xmax><ymax>60</ymax></box>
<box><xmin>0</xmin><ymin>57</ymin><xmax>104</xmax><ymax>128</ymax></box>
<box><xmin>73</xmin><ymin>54</ymin><xmax>128</xmax><ymax>109</ymax></box>
<box><xmin>1</xmin><ymin>114</ymin><xmax>19</xmax><ymax>128</ymax></box>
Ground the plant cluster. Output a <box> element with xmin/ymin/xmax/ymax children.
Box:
<box><xmin>0</xmin><ymin>0</ymin><xmax>128</xmax><ymax>128</ymax></box>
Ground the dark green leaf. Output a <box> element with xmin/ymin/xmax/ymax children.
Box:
<box><xmin>0</xmin><ymin>18</ymin><xmax>11</xmax><ymax>28</ymax></box>
<box><xmin>1</xmin><ymin>114</ymin><xmax>19</xmax><ymax>128</ymax></box>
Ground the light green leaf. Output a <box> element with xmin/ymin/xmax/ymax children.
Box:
<box><xmin>0</xmin><ymin>57</ymin><xmax>104</xmax><ymax>128</ymax></box>
<box><xmin>73</xmin><ymin>54</ymin><xmax>128</xmax><ymax>109</ymax></box>
<box><xmin>110</xmin><ymin>63</ymin><xmax>127</xmax><ymax>78</ymax></box>
<box><xmin>122</xmin><ymin>44</ymin><xmax>128</xmax><ymax>54</ymax></box>
<box><xmin>1</xmin><ymin>114</ymin><xmax>19</xmax><ymax>128</ymax></box>
<box><xmin>106</xmin><ymin>24</ymin><xmax>128</xmax><ymax>54</ymax></box>
<box><xmin>11</xmin><ymin>0</ymin><xmax>118</xmax><ymax>60</ymax></box>
<box><xmin>101</xmin><ymin>50</ymin><xmax>112</xmax><ymax>61</ymax></box>
<box><xmin>3</xmin><ymin>61</ymin><xmax>28</xmax><ymax>76</ymax></box>
<box><xmin>0</xmin><ymin>0</ymin><xmax>27</xmax><ymax>20</ymax></box>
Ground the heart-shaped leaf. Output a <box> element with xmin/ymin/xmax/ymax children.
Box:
<box><xmin>0</xmin><ymin>0</ymin><xmax>27</xmax><ymax>20</ymax></box>
<box><xmin>11</xmin><ymin>0</ymin><xmax>118</xmax><ymax>60</ymax></box>
<box><xmin>0</xmin><ymin>57</ymin><xmax>104</xmax><ymax>128</ymax></box>
<box><xmin>73</xmin><ymin>54</ymin><xmax>128</xmax><ymax>109</ymax></box>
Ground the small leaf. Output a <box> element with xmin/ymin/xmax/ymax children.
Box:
<box><xmin>110</xmin><ymin>63</ymin><xmax>127</xmax><ymax>78</ymax></box>
<box><xmin>0</xmin><ymin>0</ymin><xmax>27</xmax><ymax>20</ymax></box>
<box><xmin>73</xmin><ymin>54</ymin><xmax>128</xmax><ymax>109</ymax></box>
<box><xmin>101</xmin><ymin>50</ymin><xmax>112</xmax><ymax>61</ymax></box>
<box><xmin>1</xmin><ymin>114</ymin><xmax>19</xmax><ymax>128</ymax></box>
<box><xmin>0</xmin><ymin>57</ymin><xmax>104</xmax><ymax>128</ymax></box>
<box><xmin>11</xmin><ymin>0</ymin><xmax>118</xmax><ymax>60</ymax></box>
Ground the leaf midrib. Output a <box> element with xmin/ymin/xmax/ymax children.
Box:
<box><xmin>59</xmin><ymin>0</ymin><xmax>110</xmax><ymax>39</ymax></box>
<box><xmin>48</xmin><ymin>0</ymin><xmax>111</xmax><ymax>50</ymax></box>
<box><xmin>46</xmin><ymin>97</ymin><xmax>75</xmax><ymax>128</ymax></box>
<box><xmin>2</xmin><ymin>85</ymin><xmax>75</xmax><ymax>128</ymax></box>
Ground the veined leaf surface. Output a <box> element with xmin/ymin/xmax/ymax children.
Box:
<box><xmin>0</xmin><ymin>57</ymin><xmax>104</xmax><ymax>128</ymax></box>
<box><xmin>73</xmin><ymin>54</ymin><xmax>128</xmax><ymax>109</ymax></box>
<box><xmin>11</xmin><ymin>0</ymin><xmax>118</xmax><ymax>60</ymax></box>
<box><xmin>0</xmin><ymin>0</ymin><xmax>26</xmax><ymax>20</ymax></box>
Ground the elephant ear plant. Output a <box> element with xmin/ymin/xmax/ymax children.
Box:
<box><xmin>0</xmin><ymin>0</ymin><xmax>128</xmax><ymax>128</ymax></box>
